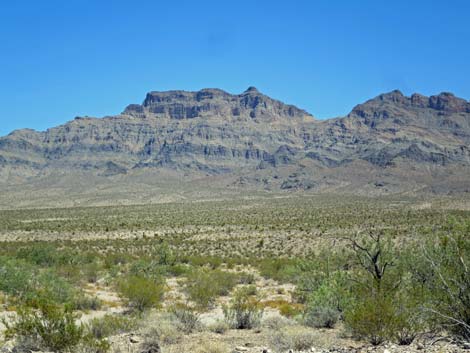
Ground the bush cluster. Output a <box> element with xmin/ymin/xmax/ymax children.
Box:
<box><xmin>223</xmin><ymin>287</ymin><xmax>263</xmax><ymax>329</ymax></box>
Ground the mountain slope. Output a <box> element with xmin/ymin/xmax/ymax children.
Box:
<box><xmin>310</xmin><ymin>90</ymin><xmax>470</xmax><ymax>168</ymax></box>
<box><xmin>1</xmin><ymin>87</ymin><xmax>469</xmax><ymax>207</ymax></box>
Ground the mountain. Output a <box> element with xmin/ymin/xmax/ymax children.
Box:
<box><xmin>1</xmin><ymin>87</ymin><xmax>469</xmax><ymax>207</ymax></box>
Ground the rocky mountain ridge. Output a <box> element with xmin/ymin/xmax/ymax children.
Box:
<box><xmin>123</xmin><ymin>86</ymin><xmax>312</xmax><ymax>122</ymax></box>
<box><xmin>1</xmin><ymin>87</ymin><xmax>469</xmax><ymax>206</ymax></box>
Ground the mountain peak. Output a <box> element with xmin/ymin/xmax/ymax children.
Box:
<box><xmin>1</xmin><ymin>87</ymin><xmax>470</xmax><ymax>202</ymax></box>
<box><xmin>353</xmin><ymin>90</ymin><xmax>470</xmax><ymax>115</ymax></box>
<box><xmin>378</xmin><ymin>89</ymin><xmax>406</xmax><ymax>103</ymax></box>
<box><xmin>122</xmin><ymin>87</ymin><xmax>311</xmax><ymax>121</ymax></box>
<box><xmin>429</xmin><ymin>92</ymin><xmax>470</xmax><ymax>113</ymax></box>
<box><xmin>244</xmin><ymin>86</ymin><xmax>260</xmax><ymax>94</ymax></box>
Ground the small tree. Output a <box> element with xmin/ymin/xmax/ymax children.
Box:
<box><xmin>344</xmin><ymin>231</ymin><xmax>413</xmax><ymax>345</ymax></box>
<box><xmin>347</xmin><ymin>231</ymin><xmax>396</xmax><ymax>290</ymax></box>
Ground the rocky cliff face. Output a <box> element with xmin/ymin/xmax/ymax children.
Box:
<box><xmin>343</xmin><ymin>90</ymin><xmax>470</xmax><ymax>167</ymax></box>
<box><xmin>123</xmin><ymin>87</ymin><xmax>311</xmax><ymax>122</ymax></box>
<box><xmin>1</xmin><ymin>87</ymin><xmax>469</xmax><ymax>205</ymax></box>
<box><xmin>0</xmin><ymin>87</ymin><xmax>316</xmax><ymax>175</ymax></box>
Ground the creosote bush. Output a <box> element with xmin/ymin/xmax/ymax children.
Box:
<box><xmin>345</xmin><ymin>292</ymin><xmax>396</xmax><ymax>345</ymax></box>
<box><xmin>89</xmin><ymin>314</ymin><xmax>138</xmax><ymax>339</ymax></box>
<box><xmin>185</xmin><ymin>269</ymin><xmax>239</xmax><ymax>310</ymax></box>
<box><xmin>223</xmin><ymin>287</ymin><xmax>263</xmax><ymax>329</ymax></box>
<box><xmin>170</xmin><ymin>304</ymin><xmax>201</xmax><ymax>334</ymax></box>
<box><xmin>118</xmin><ymin>275</ymin><xmax>164</xmax><ymax>312</ymax></box>
<box><xmin>3</xmin><ymin>302</ymin><xmax>108</xmax><ymax>352</ymax></box>
<box><xmin>419</xmin><ymin>225</ymin><xmax>470</xmax><ymax>342</ymax></box>
<box><xmin>303</xmin><ymin>271</ymin><xmax>349</xmax><ymax>328</ymax></box>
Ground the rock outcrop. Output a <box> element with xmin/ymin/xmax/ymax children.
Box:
<box><xmin>0</xmin><ymin>87</ymin><xmax>469</xmax><ymax>206</ymax></box>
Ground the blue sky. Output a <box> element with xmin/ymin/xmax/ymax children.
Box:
<box><xmin>1</xmin><ymin>0</ymin><xmax>469</xmax><ymax>136</ymax></box>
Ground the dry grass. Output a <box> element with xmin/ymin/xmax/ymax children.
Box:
<box><xmin>262</xmin><ymin>300</ymin><xmax>303</xmax><ymax>318</ymax></box>
<box><xmin>185</xmin><ymin>341</ymin><xmax>230</xmax><ymax>353</ymax></box>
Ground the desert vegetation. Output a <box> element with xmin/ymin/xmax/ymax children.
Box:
<box><xmin>0</xmin><ymin>195</ymin><xmax>469</xmax><ymax>352</ymax></box>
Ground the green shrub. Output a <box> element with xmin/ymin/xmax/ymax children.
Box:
<box><xmin>406</xmin><ymin>226</ymin><xmax>470</xmax><ymax>341</ymax></box>
<box><xmin>16</xmin><ymin>244</ymin><xmax>61</xmax><ymax>267</ymax></box>
<box><xmin>36</xmin><ymin>270</ymin><xmax>76</xmax><ymax>304</ymax></box>
<box><xmin>71</xmin><ymin>295</ymin><xmax>102</xmax><ymax>311</ymax></box>
<box><xmin>344</xmin><ymin>292</ymin><xmax>395</xmax><ymax>345</ymax></box>
<box><xmin>170</xmin><ymin>304</ymin><xmax>200</xmax><ymax>334</ymax></box>
<box><xmin>291</xmin><ymin>265</ymin><xmax>333</xmax><ymax>304</ymax></box>
<box><xmin>343</xmin><ymin>232</ymin><xmax>414</xmax><ymax>345</ymax></box>
<box><xmin>223</xmin><ymin>287</ymin><xmax>263</xmax><ymax>329</ymax></box>
<box><xmin>210</xmin><ymin>270</ymin><xmax>240</xmax><ymax>295</ymax></box>
<box><xmin>129</xmin><ymin>258</ymin><xmax>166</xmax><ymax>281</ymax></box>
<box><xmin>278</xmin><ymin>302</ymin><xmax>302</xmax><ymax>318</ymax></box>
<box><xmin>258</xmin><ymin>258</ymin><xmax>300</xmax><ymax>283</ymax></box>
<box><xmin>168</xmin><ymin>263</ymin><xmax>191</xmax><ymax>277</ymax></box>
<box><xmin>3</xmin><ymin>302</ymin><xmax>106</xmax><ymax>352</ymax></box>
<box><xmin>0</xmin><ymin>256</ymin><xmax>35</xmax><ymax>301</ymax></box>
<box><xmin>186</xmin><ymin>269</ymin><xmax>239</xmax><ymax>310</ymax></box>
<box><xmin>238</xmin><ymin>272</ymin><xmax>256</xmax><ymax>284</ymax></box>
<box><xmin>0</xmin><ymin>257</ymin><xmax>76</xmax><ymax>306</ymax></box>
<box><xmin>103</xmin><ymin>252</ymin><xmax>132</xmax><ymax>269</ymax></box>
<box><xmin>417</xmin><ymin>227</ymin><xmax>470</xmax><ymax>342</ymax></box>
<box><xmin>89</xmin><ymin>314</ymin><xmax>137</xmax><ymax>339</ymax></box>
<box><xmin>186</xmin><ymin>255</ymin><xmax>223</xmax><ymax>269</ymax></box>
<box><xmin>388</xmin><ymin>275</ymin><xmax>427</xmax><ymax>345</ymax></box>
<box><xmin>304</xmin><ymin>271</ymin><xmax>351</xmax><ymax>312</ymax></box>
<box><xmin>263</xmin><ymin>300</ymin><xmax>302</xmax><ymax>318</ymax></box>
<box><xmin>243</xmin><ymin>285</ymin><xmax>257</xmax><ymax>296</ymax></box>
<box><xmin>15</xmin><ymin>244</ymin><xmax>91</xmax><ymax>268</ymax></box>
<box><xmin>343</xmin><ymin>238</ymin><xmax>428</xmax><ymax>346</ymax></box>
<box><xmin>303</xmin><ymin>272</ymin><xmax>350</xmax><ymax>329</ymax></box>
<box><xmin>82</xmin><ymin>262</ymin><xmax>100</xmax><ymax>283</ymax></box>
<box><xmin>150</xmin><ymin>242</ymin><xmax>176</xmax><ymax>266</ymax></box>
<box><xmin>118</xmin><ymin>275</ymin><xmax>164</xmax><ymax>312</ymax></box>
<box><xmin>186</xmin><ymin>276</ymin><xmax>216</xmax><ymax>309</ymax></box>
<box><xmin>56</xmin><ymin>264</ymin><xmax>83</xmax><ymax>284</ymax></box>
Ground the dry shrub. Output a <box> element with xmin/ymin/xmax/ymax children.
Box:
<box><xmin>262</xmin><ymin>315</ymin><xmax>295</xmax><ymax>330</ymax></box>
<box><xmin>143</xmin><ymin>315</ymin><xmax>183</xmax><ymax>346</ymax></box>
<box><xmin>223</xmin><ymin>287</ymin><xmax>263</xmax><ymax>329</ymax></box>
<box><xmin>207</xmin><ymin>320</ymin><xmax>230</xmax><ymax>334</ymax></box>
<box><xmin>269</xmin><ymin>326</ymin><xmax>318</xmax><ymax>352</ymax></box>
<box><xmin>263</xmin><ymin>300</ymin><xmax>303</xmax><ymax>318</ymax></box>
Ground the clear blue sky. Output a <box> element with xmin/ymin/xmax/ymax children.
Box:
<box><xmin>1</xmin><ymin>0</ymin><xmax>469</xmax><ymax>136</ymax></box>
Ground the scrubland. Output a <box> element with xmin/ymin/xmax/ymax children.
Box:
<box><xmin>0</xmin><ymin>195</ymin><xmax>469</xmax><ymax>352</ymax></box>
